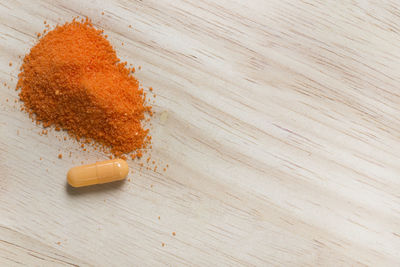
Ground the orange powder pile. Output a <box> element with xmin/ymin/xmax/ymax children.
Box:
<box><xmin>17</xmin><ymin>18</ymin><xmax>151</xmax><ymax>157</ymax></box>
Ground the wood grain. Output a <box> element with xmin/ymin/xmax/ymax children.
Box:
<box><xmin>1</xmin><ymin>0</ymin><xmax>400</xmax><ymax>266</ymax></box>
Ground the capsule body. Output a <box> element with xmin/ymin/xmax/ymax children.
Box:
<box><xmin>67</xmin><ymin>159</ymin><xmax>129</xmax><ymax>187</ymax></box>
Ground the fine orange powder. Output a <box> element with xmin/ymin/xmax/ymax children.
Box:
<box><xmin>17</xmin><ymin>18</ymin><xmax>151</xmax><ymax>157</ymax></box>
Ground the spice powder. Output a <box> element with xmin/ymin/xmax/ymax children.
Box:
<box><xmin>17</xmin><ymin>18</ymin><xmax>152</xmax><ymax>157</ymax></box>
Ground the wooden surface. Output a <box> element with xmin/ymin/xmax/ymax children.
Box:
<box><xmin>1</xmin><ymin>0</ymin><xmax>400</xmax><ymax>266</ymax></box>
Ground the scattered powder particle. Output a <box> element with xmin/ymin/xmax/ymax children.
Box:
<box><xmin>161</xmin><ymin>243</ymin><xmax>165</xmax><ymax>247</ymax></box>
<box><xmin>44</xmin><ymin>20</ymin><xmax>46</xmax><ymax>24</ymax></box>
<box><xmin>57</xmin><ymin>241</ymin><xmax>61</xmax><ymax>245</ymax></box>
<box><xmin>58</xmin><ymin>154</ymin><xmax>62</xmax><ymax>159</ymax></box>
<box><xmin>129</xmin><ymin>25</ymin><xmax>132</xmax><ymax>28</ymax></box>
<box><xmin>163</xmin><ymin>168</ymin><xmax>166</xmax><ymax>172</ymax></box>
<box><xmin>172</xmin><ymin>232</ymin><xmax>176</xmax><ymax>236</ymax></box>
<box><xmin>149</xmin><ymin>87</ymin><xmax>153</xmax><ymax>92</ymax></box>
<box><xmin>16</xmin><ymin>130</ymin><xmax>19</xmax><ymax>135</ymax></box>
<box><xmin>127</xmin><ymin>178</ymin><xmax>131</xmax><ymax>182</ymax></box>
<box><xmin>9</xmin><ymin>62</ymin><xmax>12</xmax><ymax>66</ymax></box>
<box><xmin>152</xmin><ymin>160</ymin><xmax>155</xmax><ymax>164</ymax></box>
<box><xmin>37</xmin><ymin>33</ymin><xmax>41</xmax><ymax>38</ymax></box>
<box><xmin>64</xmin><ymin>136</ymin><xmax>67</xmax><ymax>141</ymax></box>
<box><xmin>101</xmin><ymin>12</ymin><xmax>104</xmax><ymax>15</ymax></box>
<box><xmin>154</xmin><ymin>166</ymin><xmax>157</xmax><ymax>172</ymax></box>
<box><xmin>6</xmin><ymin>99</ymin><xmax>8</xmax><ymax>102</ymax></box>
<box><xmin>158</xmin><ymin>216</ymin><xmax>160</xmax><ymax>220</ymax></box>
<box><xmin>40</xmin><ymin>157</ymin><xmax>42</xmax><ymax>160</ymax></box>
<box><xmin>17</xmin><ymin>18</ymin><xmax>152</xmax><ymax>156</ymax></box>
<box><xmin>150</xmin><ymin>184</ymin><xmax>153</xmax><ymax>188</ymax></box>
<box><xmin>166</xmin><ymin>164</ymin><xmax>169</xmax><ymax>168</ymax></box>
<box><xmin>121</xmin><ymin>155</ymin><xmax>127</xmax><ymax>160</ymax></box>
<box><xmin>138</xmin><ymin>66</ymin><xmax>141</xmax><ymax>70</ymax></box>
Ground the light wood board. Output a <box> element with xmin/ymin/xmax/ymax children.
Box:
<box><xmin>1</xmin><ymin>0</ymin><xmax>400</xmax><ymax>266</ymax></box>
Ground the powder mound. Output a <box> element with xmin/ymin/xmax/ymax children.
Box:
<box><xmin>17</xmin><ymin>18</ymin><xmax>151</xmax><ymax>156</ymax></box>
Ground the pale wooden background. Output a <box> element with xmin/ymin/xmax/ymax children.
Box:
<box><xmin>1</xmin><ymin>0</ymin><xmax>400</xmax><ymax>266</ymax></box>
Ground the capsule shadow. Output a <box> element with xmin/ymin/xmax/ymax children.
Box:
<box><xmin>66</xmin><ymin>179</ymin><xmax>126</xmax><ymax>196</ymax></box>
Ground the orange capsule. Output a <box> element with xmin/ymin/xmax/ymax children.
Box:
<box><xmin>67</xmin><ymin>159</ymin><xmax>129</xmax><ymax>187</ymax></box>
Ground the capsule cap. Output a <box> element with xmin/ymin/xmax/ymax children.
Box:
<box><xmin>116</xmin><ymin>159</ymin><xmax>129</xmax><ymax>178</ymax></box>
